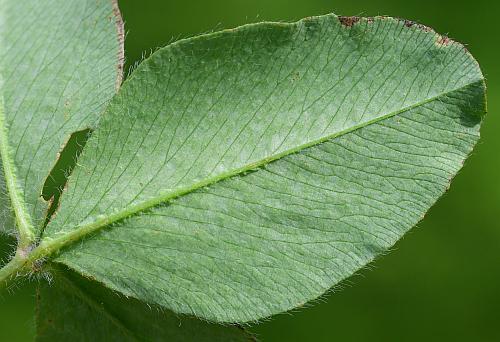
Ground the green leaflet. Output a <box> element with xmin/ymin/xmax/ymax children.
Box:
<box><xmin>0</xmin><ymin>0</ymin><xmax>124</xmax><ymax>240</ymax></box>
<box><xmin>36</xmin><ymin>266</ymin><xmax>252</xmax><ymax>342</ymax></box>
<box><xmin>37</xmin><ymin>14</ymin><xmax>486</xmax><ymax>323</ymax></box>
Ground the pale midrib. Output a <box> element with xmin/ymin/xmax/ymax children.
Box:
<box><xmin>34</xmin><ymin>79</ymin><xmax>482</xmax><ymax>261</ymax></box>
<box><xmin>0</xmin><ymin>95</ymin><xmax>35</xmax><ymax>248</ymax></box>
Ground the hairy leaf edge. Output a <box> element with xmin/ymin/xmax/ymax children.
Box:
<box><xmin>43</xmin><ymin>14</ymin><xmax>486</xmax><ymax>323</ymax></box>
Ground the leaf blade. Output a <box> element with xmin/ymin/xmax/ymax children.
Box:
<box><xmin>0</xmin><ymin>0</ymin><xmax>124</xmax><ymax>238</ymax></box>
<box><xmin>42</xmin><ymin>15</ymin><xmax>486</xmax><ymax>322</ymax></box>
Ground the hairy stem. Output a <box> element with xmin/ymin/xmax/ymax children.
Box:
<box><xmin>0</xmin><ymin>252</ymin><xmax>30</xmax><ymax>290</ymax></box>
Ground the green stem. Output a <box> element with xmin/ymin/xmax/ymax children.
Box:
<box><xmin>0</xmin><ymin>253</ymin><xmax>30</xmax><ymax>290</ymax></box>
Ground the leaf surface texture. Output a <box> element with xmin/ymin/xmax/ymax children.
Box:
<box><xmin>42</xmin><ymin>15</ymin><xmax>486</xmax><ymax>322</ymax></box>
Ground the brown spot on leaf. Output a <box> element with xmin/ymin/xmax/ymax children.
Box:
<box><xmin>396</xmin><ymin>18</ymin><xmax>434</xmax><ymax>33</ymax></box>
<box><xmin>404</xmin><ymin>20</ymin><xmax>415</xmax><ymax>27</ymax></box>
<box><xmin>436</xmin><ymin>35</ymin><xmax>451</xmax><ymax>46</ymax></box>
<box><xmin>338</xmin><ymin>16</ymin><xmax>360</xmax><ymax>27</ymax></box>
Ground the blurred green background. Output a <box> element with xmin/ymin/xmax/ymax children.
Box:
<box><xmin>1</xmin><ymin>0</ymin><xmax>498</xmax><ymax>341</ymax></box>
